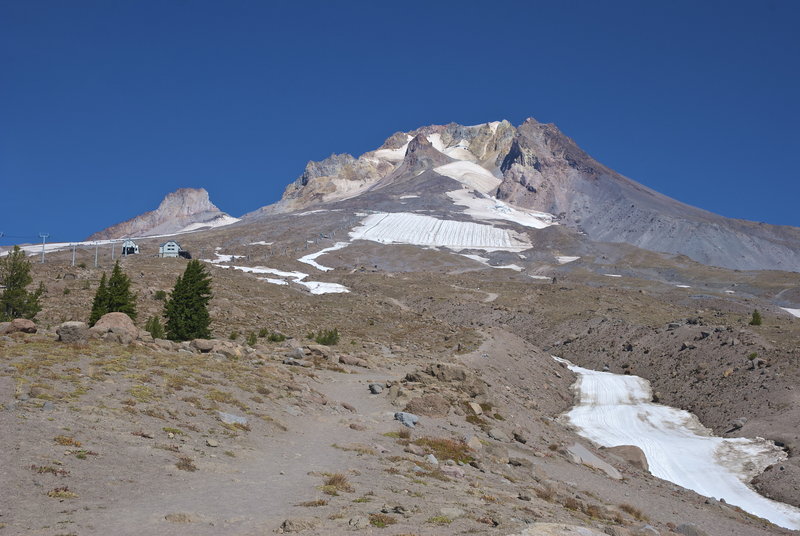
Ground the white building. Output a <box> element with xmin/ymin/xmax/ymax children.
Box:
<box><xmin>159</xmin><ymin>241</ymin><xmax>182</xmax><ymax>258</ymax></box>
<box><xmin>121</xmin><ymin>239</ymin><xmax>139</xmax><ymax>256</ymax></box>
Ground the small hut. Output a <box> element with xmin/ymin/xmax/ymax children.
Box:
<box><xmin>121</xmin><ymin>239</ymin><xmax>139</xmax><ymax>256</ymax></box>
<box><xmin>159</xmin><ymin>241</ymin><xmax>182</xmax><ymax>258</ymax></box>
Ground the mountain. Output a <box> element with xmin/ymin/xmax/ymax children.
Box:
<box><xmin>87</xmin><ymin>188</ymin><xmax>238</xmax><ymax>240</ymax></box>
<box><xmin>246</xmin><ymin>119</ymin><xmax>800</xmax><ymax>271</ymax></box>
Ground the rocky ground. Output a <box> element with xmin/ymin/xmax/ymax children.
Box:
<box><xmin>2</xmin><ymin>237</ymin><xmax>799</xmax><ymax>535</ymax></box>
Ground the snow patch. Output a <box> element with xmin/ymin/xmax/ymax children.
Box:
<box><xmin>207</xmin><ymin>263</ymin><xmax>348</xmax><ymax>295</ymax></box>
<box><xmin>781</xmin><ymin>307</ymin><xmax>800</xmax><ymax>318</ymax></box>
<box><xmin>556</xmin><ymin>357</ymin><xmax>800</xmax><ymax>530</ymax></box>
<box><xmin>207</xmin><ymin>252</ymin><xmax>247</xmax><ymax>264</ymax></box>
<box><xmin>349</xmin><ymin>212</ymin><xmax>530</xmax><ymax>252</ymax></box>
<box><xmin>528</xmin><ymin>275</ymin><xmax>552</xmax><ymax>280</ymax></box>
<box><xmin>675</xmin><ymin>284</ymin><xmax>691</xmax><ymax>288</ymax></box>
<box><xmin>603</xmin><ymin>274</ymin><xmax>622</xmax><ymax>278</ymax></box>
<box><xmin>176</xmin><ymin>214</ymin><xmax>240</xmax><ymax>233</ymax></box>
<box><xmin>298</xmin><ymin>242</ymin><xmax>350</xmax><ymax>272</ymax></box>
<box><xmin>556</xmin><ymin>256</ymin><xmax>580</xmax><ymax>264</ymax></box>
<box><xmin>446</xmin><ymin>189</ymin><xmax>555</xmax><ymax>229</ymax></box>
<box><xmin>249</xmin><ymin>241</ymin><xmax>273</xmax><ymax>246</ymax></box>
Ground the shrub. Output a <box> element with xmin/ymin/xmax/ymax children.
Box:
<box><xmin>77</xmin><ymin>262</ymin><xmax>87</xmax><ymax>269</ymax></box>
<box><xmin>63</xmin><ymin>288</ymin><xmax>71</xmax><ymax>295</ymax></box>
<box><xmin>229</xmin><ymin>331</ymin><xmax>239</xmax><ymax>340</ymax></box>
<box><xmin>154</xmin><ymin>290</ymin><xmax>167</xmax><ymax>301</ymax></box>
<box><xmin>313</xmin><ymin>328</ymin><xmax>339</xmax><ymax>346</ymax></box>
<box><xmin>749</xmin><ymin>309</ymin><xmax>762</xmax><ymax>326</ymax></box>
<box><xmin>267</xmin><ymin>332</ymin><xmax>286</xmax><ymax>342</ymax></box>
<box><xmin>246</xmin><ymin>332</ymin><xmax>257</xmax><ymax>346</ymax></box>
<box><xmin>258</xmin><ymin>327</ymin><xmax>269</xmax><ymax>337</ymax></box>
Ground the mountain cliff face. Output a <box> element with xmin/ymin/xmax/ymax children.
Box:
<box><xmin>88</xmin><ymin>188</ymin><xmax>236</xmax><ymax>240</ymax></box>
<box><xmin>248</xmin><ymin>119</ymin><xmax>800</xmax><ymax>271</ymax></box>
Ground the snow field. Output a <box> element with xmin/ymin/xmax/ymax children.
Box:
<box><xmin>349</xmin><ymin>212</ymin><xmax>531</xmax><ymax>252</ymax></box>
<box><xmin>205</xmin><ymin>263</ymin><xmax>349</xmax><ymax>295</ymax></box>
<box><xmin>446</xmin><ymin>190</ymin><xmax>554</xmax><ymax>229</ymax></box>
<box><xmin>435</xmin><ymin>163</ymin><xmax>500</xmax><ymax>193</ymax></box>
<box><xmin>556</xmin><ymin>358</ymin><xmax>800</xmax><ymax>530</ymax></box>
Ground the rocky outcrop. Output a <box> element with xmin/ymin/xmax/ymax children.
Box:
<box><xmin>0</xmin><ymin>318</ymin><xmax>37</xmax><ymax>335</ymax></box>
<box><xmin>88</xmin><ymin>188</ymin><xmax>233</xmax><ymax>240</ymax></box>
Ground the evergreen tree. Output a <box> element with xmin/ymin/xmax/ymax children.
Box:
<box><xmin>88</xmin><ymin>262</ymin><xmax>137</xmax><ymax>326</ymax></box>
<box><xmin>106</xmin><ymin>261</ymin><xmax>137</xmax><ymax>320</ymax></box>
<box><xmin>750</xmin><ymin>309</ymin><xmax>762</xmax><ymax>326</ymax></box>
<box><xmin>88</xmin><ymin>272</ymin><xmax>109</xmax><ymax>326</ymax></box>
<box><xmin>145</xmin><ymin>315</ymin><xmax>165</xmax><ymax>339</ymax></box>
<box><xmin>164</xmin><ymin>260</ymin><xmax>213</xmax><ymax>341</ymax></box>
<box><xmin>0</xmin><ymin>246</ymin><xmax>44</xmax><ymax>321</ymax></box>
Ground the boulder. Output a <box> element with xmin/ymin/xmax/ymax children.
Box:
<box><xmin>90</xmin><ymin>312</ymin><xmax>138</xmax><ymax>344</ymax></box>
<box><xmin>488</xmin><ymin>427</ymin><xmax>511</xmax><ymax>442</ymax></box>
<box><xmin>606</xmin><ymin>445</ymin><xmax>649</xmax><ymax>472</ymax></box>
<box><xmin>339</xmin><ymin>354</ymin><xmax>369</xmax><ymax>367</ymax></box>
<box><xmin>306</xmin><ymin>344</ymin><xmax>331</xmax><ymax>357</ymax></box>
<box><xmin>279</xmin><ymin>518</ymin><xmax>317</xmax><ymax>533</ymax></box>
<box><xmin>0</xmin><ymin>322</ymin><xmax>12</xmax><ymax>335</ymax></box>
<box><xmin>191</xmin><ymin>339</ymin><xmax>215</xmax><ymax>353</ymax></box>
<box><xmin>11</xmin><ymin>318</ymin><xmax>37</xmax><ymax>333</ymax></box>
<box><xmin>57</xmin><ymin>321</ymin><xmax>90</xmax><ymax>343</ymax></box>
<box><xmin>394</xmin><ymin>412</ymin><xmax>419</xmax><ymax>428</ymax></box>
<box><xmin>566</xmin><ymin>443</ymin><xmax>622</xmax><ymax>480</ymax></box>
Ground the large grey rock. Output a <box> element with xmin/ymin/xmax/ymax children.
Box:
<box><xmin>566</xmin><ymin>443</ymin><xmax>622</xmax><ymax>480</ymax></box>
<box><xmin>394</xmin><ymin>412</ymin><xmax>419</xmax><ymax>428</ymax></box>
<box><xmin>90</xmin><ymin>312</ymin><xmax>138</xmax><ymax>344</ymax></box>
<box><xmin>606</xmin><ymin>445</ymin><xmax>649</xmax><ymax>472</ymax></box>
<box><xmin>191</xmin><ymin>339</ymin><xmax>214</xmax><ymax>353</ymax></box>
<box><xmin>0</xmin><ymin>319</ymin><xmax>37</xmax><ymax>335</ymax></box>
<box><xmin>57</xmin><ymin>321</ymin><xmax>89</xmax><ymax>343</ymax></box>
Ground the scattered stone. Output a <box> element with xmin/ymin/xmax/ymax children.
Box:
<box><xmin>508</xmin><ymin>457</ymin><xmax>533</xmax><ymax>469</ymax></box>
<box><xmin>217</xmin><ymin>411</ymin><xmax>248</xmax><ymax>426</ymax></box>
<box><xmin>306</xmin><ymin>344</ymin><xmax>331</xmax><ymax>357</ymax></box>
<box><xmin>566</xmin><ymin>443</ymin><xmax>622</xmax><ymax>480</ymax></box>
<box><xmin>518</xmin><ymin>492</ymin><xmax>532</xmax><ymax>501</ymax></box>
<box><xmin>488</xmin><ymin>427</ymin><xmax>510</xmax><ymax>442</ymax></box>
<box><xmin>57</xmin><ymin>321</ymin><xmax>89</xmax><ymax>343</ymax></box>
<box><xmin>425</xmin><ymin>453</ymin><xmax>439</xmax><ymax>465</ymax></box>
<box><xmin>368</xmin><ymin>383</ymin><xmax>383</xmax><ymax>394</ymax></box>
<box><xmin>606</xmin><ymin>445</ymin><xmax>649</xmax><ymax>472</ymax></box>
<box><xmin>675</xmin><ymin>523</ymin><xmax>710</xmax><ymax>536</ymax></box>
<box><xmin>394</xmin><ymin>412</ymin><xmax>419</xmax><ymax>428</ymax></box>
<box><xmin>349</xmin><ymin>423</ymin><xmax>366</xmax><ymax>431</ymax></box>
<box><xmin>404</xmin><ymin>444</ymin><xmax>425</xmax><ymax>456</ymax></box>
<box><xmin>348</xmin><ymin>516</ymin><xmax>370</xmax><ymax>529</ymax></box>
<box><xmin>279</xmin><ymin>518</ymin><xmax>317</xmax><ymax>533</ymax></box>
<box><xmin>468</xmin><ymin>402</ymin><xmax>483</xmax><ymax>415</ymax></box>
<box><xmin>440</xmin><ymin>465</ymin><xmax>465</xmax><ymax>478</ymax></box>
<box><xmin>680</xmin><ymin>341</ymin><xmax>696</xmax><ymax>351</ymax></box>
<box><xmin>340</xmin><ymin>354</ymin><xmax>369</xmax><ymax>367</ymax></box>
<box><xmin>287</xmin><ymin>347</ymin><xmax>307</xmax><ymax>360</ymax></box>
<box><xmin>668</xmin><ymin>322</ymin><xmax>681</xmax><ymax>330</ymax></box>
<box><xmin>466</xmin><ymin>436</ymin><xmax>483</xmax><ymax>451</ymax></box>
<box><xmin>341</xmin><ymin>402</ymin><xmax>356</xmax><ymax>413</ymax></box>
<box><xmin>283</xmin><ymin>358</ymin><xmax>312</xmax><ymax>367</ymax></box>
<box><xmin>512</xmin><ymin>430</ymin><xmax>529</xmax><ymax>444</ymax></box>
<box><xmin>206</xmin><ymin>439</ymin><xmax>219</xmax><ymax>447</ymax></box>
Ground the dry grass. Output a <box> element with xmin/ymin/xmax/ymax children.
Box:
<box><xmin>47</xmin><ymin>486</ymin><xmax>77</xmax><ymax>499</ymax></box>
<box><xmin>619</xmin><ymin>503</ymin><xmax>648</xmax><ymax>521</ymax></box>
<box><xmin>321</xmin><ymin>473</ymin><xmax>353</xmax><ymax>495</ymax></box>
<box><xmin>413</xmin><ymin>437</ymin><xmax>473</xmax><ymax>464</ymax></box>
<box><xmin>297</xmin><ymin>499</ymin><xmax>328</xmax><ymax>507</ymax></box>
<box><xmin>175</xmin><ymin>456</ymin><xmax>198</xmax><ymax>472</ymax></box>
<box><xmin>54</xmin><ymin>435</ymin><xmax>81</xmax><ymax>447</ymax></box>
<box><xmin>369</xmin><ymin>513</ymin><xmax>397</xmax><ymax>528</ymax></box>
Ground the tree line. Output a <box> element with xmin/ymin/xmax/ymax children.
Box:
<box><xmin>0</xmin><ymin>246</ymin><xmax>213</xmax><ymax>341</ymax></box>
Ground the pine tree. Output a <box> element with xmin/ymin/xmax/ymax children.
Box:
<box><xmin>88</xmin><ymin>262</ymin><xmax>137</xmax><ymax>326</ymax></box>
<box><xmin>106</xmin><ymin>261</ymin><xmax>137</xmax><ymax>320</ymax></box>
<box><xmin>750</xmin><ymin>309</ymin><xmax>762</xmax><ymax>326</ymax></box>
<box><xmin>164</xmin><ymin>260</ymin><xmax>213</xmax><ymax>341</ymax></box>
<box><xmin>145</xmin><ymin>315</ymin><xmax>165</xmax><ymax>339</ymax></box>
<box><xmin>0</xmin><ymin>246</ymin><xmax>45</xmax><ymax>321</ymax></box>
<box><xmin>88</xmin><ymin>272</ymin><xmax>109</xmax><ymax>326</ymax></box>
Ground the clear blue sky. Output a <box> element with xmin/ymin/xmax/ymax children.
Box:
<box><xmin>2</xmin><ymin>0</ymin><xmax>799</xmax><ymax>245</ymax></box>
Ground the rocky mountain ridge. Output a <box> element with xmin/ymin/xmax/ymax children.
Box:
<box><xmin>88</xmin><ymin>188</ymin><xmax>237</xmax><ymax>240</ymax></box>
<box><xmin>248</xmin><ymin>118</ymin><xmax>800</xmax><ymax>271</ymax></box>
